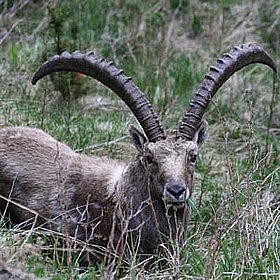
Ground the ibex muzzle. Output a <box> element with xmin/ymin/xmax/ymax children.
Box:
<box><xmin>164</xmin><ymin>180</ymin><xmax>189</xmax><ymax>204</ymax></box>
<box><xmin>0</xmin><ymin>43</ymin><xmax>277</xmax><ymax>263</ymax></box>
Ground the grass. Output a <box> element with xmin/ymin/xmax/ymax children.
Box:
<box><xmin>0</xmin><ymin>0</ymin><xmax>279</xmax><ymax>279</ymax></box>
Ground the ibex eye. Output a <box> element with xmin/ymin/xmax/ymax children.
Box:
<box><xmin>190</xmin><ymin>154</ymin><xmax>197</xmax><ymax>163</ymax></box>
<box><xmin>146</xmin><ymin>155</ymin><xmax>154</xmax><ymax>164</ymax></box>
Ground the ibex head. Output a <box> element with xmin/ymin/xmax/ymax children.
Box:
<box><xmin>127</xmin><ymin>123</ymin><xmax>207</xmax><ymax>208</ymax></box>
<box><xmin>31</xmin><ymin>43</ymin><xmax>276</xmax><ymax>230</ymax></box>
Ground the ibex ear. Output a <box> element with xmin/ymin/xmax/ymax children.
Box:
<box><xmin>193</xmin><ymin>120</ymin><xmax>208</xmax><ymax>147</ymax></box>
<box><xmin>128</xmin><ymin>124</ymin><xmax>148</xmax><ymax>153</ymax></box>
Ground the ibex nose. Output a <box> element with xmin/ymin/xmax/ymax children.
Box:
<box><xmin>167</xmin><ymin>185</ymin><xmax>186</xmax><ymax>199</ymax></box>
<box><xmin>164</xmin><ymin>183</ymin><xmax>189</xmax><ymax>203</ymax></box>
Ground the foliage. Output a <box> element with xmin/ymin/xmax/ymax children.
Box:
<box><xmin>0</xmin><ymin>0</ymin><xmax>279</xmax><ymax>279</ymax></box>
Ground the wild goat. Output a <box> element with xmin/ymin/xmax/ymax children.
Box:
<box><xmin>0</xmin><ymin>43</ymin><xmax>277</xmax><ymax>263</ymax></box>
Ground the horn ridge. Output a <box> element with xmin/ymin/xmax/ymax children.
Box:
<box><xmin>32</xmin><ymin>51</ymin><xmax>166</xmax><ymax>142</ymax></box>
<box><xmin>177</xmin><ymin>43</ymin><xmax>277</xmax><ymax>140</ymax></box>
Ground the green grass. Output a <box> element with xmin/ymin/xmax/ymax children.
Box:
<box><xmin>0</xmin><ymin>0</ymin><xmax>279</xmax><ymax>279</ymax></box>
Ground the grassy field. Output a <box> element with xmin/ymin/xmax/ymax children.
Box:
<box><xmin>0</xmin><ymin>0</ymin><xmax>279</xmax><ymax>279</ymax></box>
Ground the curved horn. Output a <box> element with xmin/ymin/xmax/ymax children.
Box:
<box><xmin>177</xmin><ymin>43</ymin><xmax>277</xmax><ymax>140</ymax></box>
<box><xmin>32</xmin><ymin>51</ymin><xmax>166</xmax><ymax>142</ymax></box>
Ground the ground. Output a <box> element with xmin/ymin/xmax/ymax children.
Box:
<box><xmin>0</xmin><ymin>0</ymin><xmax>279</xmax><ymax>279</ymax></box>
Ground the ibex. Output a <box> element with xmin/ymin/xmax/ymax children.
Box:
<box><xmin>0</xmin><ymin>43</ymin><xmax>277</xmax><ymax>263</ymax></box>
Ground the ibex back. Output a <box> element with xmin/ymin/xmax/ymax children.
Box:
<box><xmin>0</xmin><ymin>43</ymin><xmax>277</xmax><ymax>262</ymax></box>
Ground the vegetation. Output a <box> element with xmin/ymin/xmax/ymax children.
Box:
<box><xmin>0</xmin><ymin>0</ymin><xmax>279</xmax><ymax>279</ymax></box>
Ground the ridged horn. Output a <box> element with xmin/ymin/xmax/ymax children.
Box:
<box><xmin>177</xmin><ymin>43</ymin><xmax>277</xmax><ymax>140</ymax></box>
<box><xmin>32</xmin><ymin>51</ymin><xmax>166</xmax><ymax>142</ymax></box>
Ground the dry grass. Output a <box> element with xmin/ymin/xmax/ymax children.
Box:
<box><xmin>0</xmin><ymin>0</ymin><xmax>279</xmax><ymax>279</ymax></box>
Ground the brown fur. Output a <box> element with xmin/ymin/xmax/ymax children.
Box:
<box><xmin>0</xmin><ymin>125</ymin><xmax>206</xmax><ymax>263</ymax></box>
